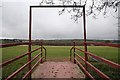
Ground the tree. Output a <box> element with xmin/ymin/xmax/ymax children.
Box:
<box><xmin>40</xmin><ymin>0</ymin><xmax>120</xmax><ymax>22</ymax></box>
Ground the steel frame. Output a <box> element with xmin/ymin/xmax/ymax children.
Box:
<box><xmin>29</xmin><ymin>5</ymin><xmax>88</xmax><ymax>78</ymax></box>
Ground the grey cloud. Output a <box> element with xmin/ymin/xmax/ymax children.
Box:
<box><xmin>1</xmin><ymin>2</ymin><xmax>118</xmax><ymax>40</ymax></box>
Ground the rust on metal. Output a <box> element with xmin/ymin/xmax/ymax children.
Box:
<box><xmin>0</xmin><ymin>42</ymin><xmax>29</xmax><ymax>48</ymax></box>
<box><xmin>70</xmin><ymin>46</ymin><xmax>74</xmax><ymax>61</ymax></box>
<box><xmin>5</xmin><ymin>52</ymin><xmax>42</xmax><ymax>80</ymax></box>
<box><xmin>86</xmin><ymin>51</ymin><xmax>120</xmax><ymax>69</ymax></box>
<box><xmin>22</xmin><ymin>58</ymin><xmax>43</xmax><ymax>79</ymax></box>
<box><xmin>1</xmin><ymin>47</ymin><xmax>41</xmax><ymax>67</ymax></box>
<box><xmin>1</xmin><ymin>52</ymin><xmax>28</xmax><ymax>67</ymax></box>
<box><xmin>73</xmin><ymin>41</ymin><xmax>76</xmax><ymax>63</ymax></box>
<box><xmin>75</xmin><ymin>53</ymin><xmax>111</xmax><ymax>80</ymax></box>
<box><xmin>74</xmin><ymin>47</ymin><xmax>120</xmax><ymax>69</ymax></box>
<box><xmin>83</xmin><ymin>6</ymin><xmax>88</xmax><ymax>75</ymax></box>
<box><xmin>84</xmin><ymin>42</ymin><xmax>120</xmax><ymax>48</ymax></box>
<box><xmin>28</xmin><ymin>6</ymin><xmax>32</xmax><ymax>78</ymax></box>
<box><xmin>75</xmin><ymin>58</ymin><xmax>95</xmax><ymax>80</ymax></box>
<box><xmin>40</xmin><ymin>42</ymin><xmax>43</xmax><ymax>63</ymax></box>
<box><xmin>43</xmin><ymin>46</ymin><xmax>47</xmax><ymax>61</ymax></box>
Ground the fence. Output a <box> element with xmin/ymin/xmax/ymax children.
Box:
<box><xmin>70</xmin><ymin>41</ymin><xmax>120</xmax><ymax>80</ymax></box>
<box><xmin>0</xmin><ymin>42</ymin><xmax>46</xmax><ymax>80</ymax></box>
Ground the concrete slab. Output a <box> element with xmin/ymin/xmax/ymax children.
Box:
<box><xmin>32</xmin><ymin>61</ymin><xmax>85</xmax><ymax>78</ymax></box>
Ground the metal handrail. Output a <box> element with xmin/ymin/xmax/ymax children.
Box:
<box><xmin>22</xmin><ymin>57</ymin><xmax>44</xmax><ymax>79</ymax></box>
<box><xmin>5</xmin><ymin>52</ymin><xmax>42</xmax><ymax>80</ymax></box>
<box><xmin>84</xmin><ymin>42</ymin><xmax>120</xmax><ymax>48</ymax></box>
<box><xmin>75</xmin><ymin>52</ymin><xmax>111</xmax><ymax>80</ymax></box>
<box><xmin>43</xmin><ymin>46</ymin><xmax>47</xmax><ymax>61</ymax></box>
<box><xmin>1</xmin><ymin>42</ymin><xmax>47</xmax><ymax>79</ymax></box>
<box><xmin>75</xmin><ymin>58</ymin><xmax>95</xmax><ymax>80</ymax></box>
<box><xmin>70</xmin><ymin>46</ymin><xmax>74</xmax><ymax>61</ymax></box>
<box><xmin>70</xmin><ymin>42</ymin><xmax>120</xmax><ymax>79</ymax></box>
<box><xmin>1</xmin><ymin>47</ymin><xmax>42</xmax><ymax>67</ymax></box>
<box><xmin>74</xmin><ymin>47</ymin><xmax>120</xmax><ymax>69</ymax></box>
<box><xmin>0</xmin><ymin>41</ymin><xmax>44</xmax><ymax>48</ymax></box>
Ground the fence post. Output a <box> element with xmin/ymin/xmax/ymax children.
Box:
<box><xmin>73</xmin><ymin>41</ymin><xmax>76</xmax><ymax>64</ymax></box>
<box><xmin>40</xmin><ymin>41</ymin><xmax>43</xmax><ymax>63</ymax></box>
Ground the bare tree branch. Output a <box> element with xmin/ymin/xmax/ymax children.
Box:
<box><xmin>39</xmin><ymin>0</ymin><xmax>120</xmax><ymax>22</ymax></box>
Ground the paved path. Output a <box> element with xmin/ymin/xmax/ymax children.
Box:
<box><xmin>32</xmin><ymin>61</ymin><xmax>85</xmax><ymax>78</ymax></box>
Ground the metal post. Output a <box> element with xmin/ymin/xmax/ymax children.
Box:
<box><xmin>83</xmin><ymin>6</ymin><xmax>88</xmax><ymax>77</ymax></box>
<box><xmin>28</xmin><ymin>6</ymin><xmax>32</xmax><ymax>79</ymax></box>
<box><xmin>45</xmin><ymin>47</ymin><xmax>46</xmax><ymax>61</ymax></box>
<box><xmin>73</xmin><ymin>41</ymin><xmax>76</xmax><ymax>64</ymax></box>
<box><xmin>83</xmin><ymin>6</ymin><xmax>88</xmax><ymax>61</ymax></box>
<box><xmin>40</xmin><ymin>41</ymin><xmax>43</xmax><ymax>63</ymax></box>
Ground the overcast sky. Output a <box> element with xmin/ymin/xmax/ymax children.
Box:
<box><xmin>0</xmin><ymin>0</ymin><xmax>119</xmax><ymax>40</ymax></box>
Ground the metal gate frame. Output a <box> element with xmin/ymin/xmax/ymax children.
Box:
<box><xmin>28</xmin><ymin>5</ymin><xmax>88</xmax><ymax>77</ymax></box>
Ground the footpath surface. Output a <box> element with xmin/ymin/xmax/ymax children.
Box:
<box><xmin>32</xmin><ymin>61</ymin><xmax>85</xmax><ymax>78</ymax></box>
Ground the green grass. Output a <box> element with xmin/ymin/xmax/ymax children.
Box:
<box><xmin>1</xmin><ymin>46</ymin><xmax>119</xmax><ymax>79</ymax></box>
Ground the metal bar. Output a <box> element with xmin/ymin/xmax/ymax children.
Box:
<box><xmin>73</xmin><ymin>41</ymin><xmax>76</xmax><ymax>63</ymax></box>
<box><xmin>5</xmin><ymin>52</ymin><xmax>42</xmax><ymax>80</ymax></box>
<box><xmin>70</xmin><ymin>47</ymin><xmax>74</xmax><ymax>61</ymax></box>
<box><xmin>0</xmin><ymin>42</ymin><xmax>29</xmax><ymax>48</ymax></box>
<box><xmin>83</xmin><ymin>6</ymin><xmax>88</xmax><ymax>61</ymax></box>
<box><xmin>22</xmin><ymin>57</ymin><xmax>43</xmax><ymax>79</ymax></box>
<box><xmin>0</xmin><ymin>41</ymin><xmax>44</xmax><ymax>48</ymax></box>
<box><xmin>43</xmin><ymin>46</ymin><xmax>47</xmax><ymax>61</ymax></box>
<box><xmin>83</xmin><ymin>6</ymin><xmax>88</xmax><ymax>78</ymax></box>
<box><xmin>30</xmin><ymin>47</ymin><xmax>41</xmax><ymax>53</ymax></box>
<box><xmin>1</xmin><ymin>47</ymin><xmax>41</xmax><ymax>68</ymax></box>
<box><xmin>86</xmin><ymin>51</ymin><xmax>120</xmax><ymax>69</ymax></box>
<box><xmin>75</xmin><ymin>47</ymin><xmax>85</xmax><ymax>53</ymax></box>
<box><xmin>75</xmin><ymin>58</ymin><xmax>95</xmax><ymax>80</ymax></box>
<box><xmin>1</xmin><ymin>52</ymin><xmax>28</xmax><ymax>67</ymax></box>
<box><xmin>75</xmin><ymin>53</ymin><xmax>111</xmax><ymax>80</ymax></box>
<box><xmin>40</xmin><ymin>42</ymin><xmax>43</xmax><ymax>63</ymax></box>
<box><xmin>30</xmin><ymin>5</ymin><xmax>84</xmax><ymax>8</ymax></box>
<box><xmin>74</xmin><ymin>47</ymin><xmax>120</xmax><ymax>69</ymax></box>
<box><xmin>84</xmin><ymin>42</ymin><xmax>120</xmax><ymax>48</ymax></box>
<box><xmin>28</xmin><ymin>6</ymin><xmax>32</xmax><ymax>79</ymax></box>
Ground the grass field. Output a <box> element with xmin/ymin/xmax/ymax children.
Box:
<box><xmin>1</xmin><ymin>46</ymin><xmax>119</xmax><ymax>79</ymax></box>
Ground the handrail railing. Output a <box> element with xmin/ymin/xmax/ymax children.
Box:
<box><xmin>43</xmin><ymin>46</ymin><xmax>47</xmax><ymax>61</ymax></box>
<box><xmin>0</xmin><ymin>42</ymin><xmax>29</xmax><ymax>48</ymax></box>
<box><xmin>75</xmin><ymin>52</ymin><xmax>111</xmax><ymax>80</ymax></box>
<box><xmin>1</xmin><ymin>41</ymin><xmax>47</xmax><ymax>79</ymax></box>
<box><xmin>75</xmin><ymin>58</ymin><xmax>95</xmax><ymax>80</ymax></box>
<box><xmin>84</xmin><ymin>42</ymin><xmax>120</xmax><ymax>48</ymax></box>
<box><xmin>22</xmin><ymin>58</ymin><xmax>43</xmax><ymax>79</ymax></box>
<box><xmin>70</xmin><ymin>42</ymin><xmax>120</xmax><ymax>79</ymax></box>
<box><xmin>0</xmin><ymin>47</ymin><xmax>42</xmax><ymax>67</ymax></box>
<box><xmin>74</xmin><ymin>47</ymin><xmax>120</xmax><ymax>69</ymax></box>
<box><xmin>5</xmin><ymin>52</ymin><xmax>42</xmax><ymax>80</ymax></box>
<box><xmin>0</xmin><ymin>41</ymin><xmax>42</xmax><ymax>48</ymax></box>
<box><xmin>70</xmin><ymin>46</ymin><xmax>74</xmax><ymax>61</ymax></box>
